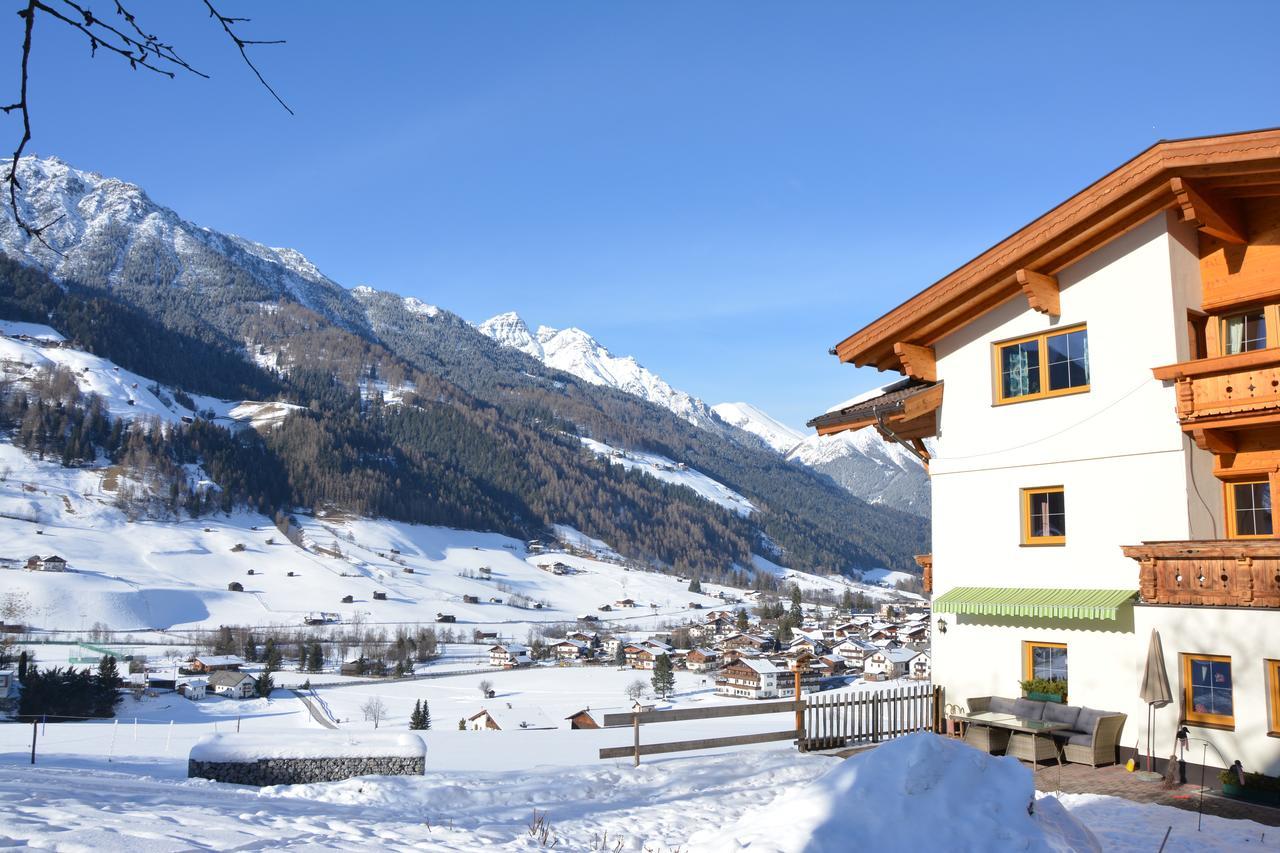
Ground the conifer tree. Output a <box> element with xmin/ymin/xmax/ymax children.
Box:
<box><xmin>421</xmin><ymin>699</ymin><xmax>431</xmax><ymax>730</ymax></box>
<box><xmin>735</xmin><ymin>609</ymin><xmax>749</xmax><ymax>632</ymax></box>
<box><xmin>409</xmin><ymin>699</ymin><xmax>423</xmax><ymax>730</ymax></box>
<box><xmin>687</xmin><ymin>578</ymin><xmax>702</xmax><ymax>593</ymax></box>
<box><xmin>651</xmin><ymin>654</ymin><xmax>675</xmax><ymax>699</ymax></box>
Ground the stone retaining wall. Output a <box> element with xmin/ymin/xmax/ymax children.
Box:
<box><xmin>188</xmin><ymin>755</ymin><xmax>425</xmax><ymax>786</ymax></box>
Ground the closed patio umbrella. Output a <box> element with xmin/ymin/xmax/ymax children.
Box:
<box><xmin>1138</xmin><ymin>629</ymin><xmax>1172</xmax><ymax>774</ymax></box>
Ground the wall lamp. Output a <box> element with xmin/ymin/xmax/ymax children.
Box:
<box><xmin>936</xmin><ymin>618</ymin><xmax>947</xmax><ymax>634</ymax></box>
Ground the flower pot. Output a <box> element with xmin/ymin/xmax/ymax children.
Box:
<box><xmin>1026</xmin><ymin>691</ymin><xmax>1064</xmax><ymax>703</ymax></box>
<box><xmin>1221</xmin><ymin>783</ymin><xmax>1280</xmax><ymax>806</ymax></box>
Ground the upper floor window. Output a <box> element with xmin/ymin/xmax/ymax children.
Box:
<box><xmin>1021</xmin><ymin>486</ymin><xmax>1065</xmax><ymax>545</ymax></box>
<box><xmin>1221</xmin><ymin>309</ymin><xmax>1267</xmax><ymax>355</ymax></box>
<box><xmin>1226</xmin><ymin>479</ymin><xmax>1273</xmax><ymax>539</ymax></box>
<box><xmin>995</xmin><ymin>325</ymin><xmax>1089</xmax><ymax>404</ymax></box>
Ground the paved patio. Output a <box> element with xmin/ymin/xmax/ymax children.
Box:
<box><xmin>1031</xmin><ymin>760</ymin><xmax>1280</xmax><ymax>828</ymax></box>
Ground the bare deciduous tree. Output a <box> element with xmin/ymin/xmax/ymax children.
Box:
<box><xmin>2</xmin><ymin>1</ymin><xmax>292</xmax><ymax>246</ymax></box>
<box><xmin>478</xmin><ymin>679</ymin><xmax>493</xmax><ymax>697</ymax></box>
<box><xmin>624</xmin><ymin>679</ymin><xmax>646</xmax><ymax>703</ymax></box>
<box><xmin>360</xmin><ymin>696</ymin><xmax>387</xmax><ymax>729</ymax></box>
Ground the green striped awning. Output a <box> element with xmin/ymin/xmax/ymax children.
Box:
<box><xmin>933</xmin><ymin>587</ymin><xmax>1136</xmax><ymax>621</ymax></box>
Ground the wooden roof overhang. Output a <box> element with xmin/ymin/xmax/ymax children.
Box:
<box><xmin>806</xmin><ymin>381</ymin><xmax>941</xmax><ymax>439</ymax></box>
<box><xmin>833</xmin><ymin>129</ymin><xmax>1280</xmax><ymax>373</ymax></box>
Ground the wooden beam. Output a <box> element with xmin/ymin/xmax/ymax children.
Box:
<box><xmin>1191</xmin><ymin>428</ymin><xmax>1237</xmax><ymax>454</ymax></box>
<box><xmin>1171</xmin><ymin>177</ymin><xmax>1248</xmax><ymax>245</ymax></box>
<box><xmin>892</xmin><ymin>342</ymin><xmax>937</xmax><ymax>382</ymax></box>
<box><xmin>1015</xmin><ymin>269</ymin><xmax>1060</xmax><ymax>316</ymax></box>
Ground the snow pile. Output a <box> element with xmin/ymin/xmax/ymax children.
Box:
<box><xmin>191</xmin><ymin>732</ymin><xmax>426</xmax><ymax>762</ymax></box>
<box><xmin>691</xmin><ymin>733</ymin><xmax>1100</xmax><ymax>853</ymax></box>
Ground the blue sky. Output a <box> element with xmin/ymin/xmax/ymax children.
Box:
<box><xmin>14</xmin><ymin>1</ymin><xmax>1280</xmax><ymax>427</ymax></box>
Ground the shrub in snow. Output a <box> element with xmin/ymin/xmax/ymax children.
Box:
<box><xmin>691</xmin><ymin>733</ymin><xmax>1100</xmax><ymax>853</ymax></box>
<box><xmin>227</xmin><ymin>581</ymin><xmax>244</xmax><ymax>592</ymax></box>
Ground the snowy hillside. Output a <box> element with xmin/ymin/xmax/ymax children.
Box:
<box><xmin>578</xmin><ymin>437</ymin><xmax>756</xmax><ymax>517</ymax></box>
<box><xmin>478</xmin><ymin>312</ymin><xmax>732</xmax><ymax>435</ymax></box>
<box><xmin>711</xmin><ymin>402</ymin><xmax>805</xmax><ymax>454</ymax></box>
<box><xmin>0</xmin><ymin>322</ymin><xmax>297</xmax><ymax>432</ymax></box>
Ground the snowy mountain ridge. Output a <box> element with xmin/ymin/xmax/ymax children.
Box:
<box><xmin>480</xmin><ymin>312</ymin><xmax>930</xmax><ymax>517</ymax></box>
<box><xmin>477</xmin><ymin>311</ymin><xmax>730</xmax><ymax>434</ymax></box>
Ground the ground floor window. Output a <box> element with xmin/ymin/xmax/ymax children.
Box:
<box><xmin>1182</xmin><ymin>654</ymin><xmax>1234</xmax><ymax>728</ymax></box>
<box><xmin>1023</xmin><ymin>641</ymin><xmax>1067</xmax><ymax>682</ymax></box>
<box><xmin>1268</xmin><ymin>659</ymin><xmax>1280</xmax><ymax>736</ymax></box>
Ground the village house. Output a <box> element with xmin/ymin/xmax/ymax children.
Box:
<box><xmin>863</xmin><ymin>648</ymin><xmax>920</xmax><ymax>681</ymax></box>
<box><xmin>565</xmin><ymin>630</ymin><xmax>599</xmax><ymax>648</ymax></box>
<box><xmin>188</xmin><ymin>655</ymin><xmax>245</xmax><ymax>674</ymax></box>
<box><xmin>488</xmin><ymin>644</ymin><xmax>532</xmax><ymax>668</ymax></box>
<box><xmin>565</xmin><ymin>708</ymin><xmax>601</xmax><ymax>729</ymax></box>
<box><xmin>206</xmin><ymin>670</ymin><xmax>256</xmax><ymax>699</ymax></box>
<box><xmin>551</xmin><ymin>639</ymin><xmax>589</xmax><ymax>660</ymax></box>
<box><xmin>178</xmin><ymin>678</ymin><xmax>207</xmax><ymax>700</ymax></box>
<box><xmin>909</xmin><ymin>651</ymin><xmax>932</xmax><ymax>681</ymax></box>
<box><xmin>721</xmin><ymin>633</ymin><xmax>774</xmax><ymax>654</ymax></box>
<box><xmin>467</xmin><ymin>705</ymin><xmax>556</xmax><ymax>731</ymax></box>
<box><xmin>685</xmin><ymin>648</ymin><xmax>721</xmax><ymax>672</ymax></box>
<box><xmin>715</xmin><ymin>658</ymin><xmax>786</xmax><ymax>700</ymax></box>
<box><xmin>25</xmin><ymin>555</ymin><xmax>67</xmax><ymax>572</ymax></box>
<box><xmin>812</xmin><ymin>127</ymin><xmax>1280</xmax><ymax>776</ymax></box>
<box><xmin>0</xmin><ymin>670</ymin><xmax>19</xmax><ymax>718</ymax></box>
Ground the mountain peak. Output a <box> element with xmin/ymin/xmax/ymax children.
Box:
<box><xmin>711</xmin><ymin>402</ymin><xmax>805</xmax><ymax>454</ymax></box>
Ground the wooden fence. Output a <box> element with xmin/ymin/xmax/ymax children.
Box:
<box><xmin>598</xmin><ymin>682</ymin><xmax>943</xmax><ymax>764</ymax></box>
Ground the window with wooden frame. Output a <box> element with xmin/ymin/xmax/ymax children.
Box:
<box><xmin>1220</xmin><ymin>308</ymin><xmax>1268</xmax><ymax>355</ymax></box>
<box><xmin>1267</xmin><ymin>659</ymin><xmax>1280</xmax><ymax>736</ymax></box>
<box><xmin>994</xmin><ymin>324</ymin><xmax>1089</xmax><ymax>404</ymax></box>
<box><xmin>1023</xmin><ymin>641</ymin><xmax>1067</xmax><ymax>683</ymax></box>
<box><xmin>1225</xmin><ymin>479</ymin><xmax>1274</xmax><ymax>539</ymax></box>
<box><xmin>1021</xmin><ymin>486</ymin><xmax>1065</xmax><ymax>545</ymax></box>
<box><xmin>1182</xmin><ymin>654</ymin><xmax>1234</xmax><ymax>728</ymax></box>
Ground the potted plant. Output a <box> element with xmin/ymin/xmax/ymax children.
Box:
<box><xmin>1019</xmin><ymin>678</ymin><xmax>1067</xmax><ymax>703</ymax></box>
<box><xmin>1219</xmin><ymin>770</ymin><xmax>1280</xmax><ymax>806</ymax></box>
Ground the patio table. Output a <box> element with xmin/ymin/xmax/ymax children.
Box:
<box><xmin>948</xmin><ymin>711</ymin><xmax>1071</xmax><ymax>779</ymax></box>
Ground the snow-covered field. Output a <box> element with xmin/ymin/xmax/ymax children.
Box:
<box><xmin>0</xmin><ymin>721</ymin><xmax>1274</xmax><ymax>851</ymax></box>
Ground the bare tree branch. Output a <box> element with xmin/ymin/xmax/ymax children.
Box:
<box><xmin>201</xmin><ymin>1</ymin><xmax>292</xmax><ymax>115</ymax></box>
<box><xmin>2</xmin><ymin>0</ymin><xmax>292</xmax><ymax>249</ymax></box>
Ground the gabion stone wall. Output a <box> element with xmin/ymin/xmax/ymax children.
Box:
<box><xmin>188</xmin><ymin>755</ymin><xmax>425</xmax><ymax>786</ymax></box>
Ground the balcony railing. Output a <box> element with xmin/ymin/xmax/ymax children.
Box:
<box><xmin>1152</xmin><ymin>349</ymin><xmax>1280</xmax><ymax>428</ymax></box>
<box><xmin>1121</xmin><ymin>540</ymin><xmax>1280</xmax><ymax>607</ymax></box>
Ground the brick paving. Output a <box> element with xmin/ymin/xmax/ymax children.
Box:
<box><xmin>1031</xmin><ymin>760</ymin><xmax>1280</xmax><ymax>828</ymax></box>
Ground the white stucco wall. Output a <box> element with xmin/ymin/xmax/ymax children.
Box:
<box><xmin>927</xmin><ymin>211</ymin><xmax>1280</xmax><ymax>771</ymax></box>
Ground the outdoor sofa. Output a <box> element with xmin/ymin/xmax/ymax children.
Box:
<box><xmin>966</xmin><ymin>696</ymin><xmax>1127</xmax><ymax>767</ymax></box>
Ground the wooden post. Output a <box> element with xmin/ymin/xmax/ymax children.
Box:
<box><xmin>30</xmin><ymin>719</ymin><xmax>36</xmax><ymax>765</ymax></box>
<box><xmin>633</xmin><ymin>709</ymin><xmax>640</xmax><ymax>767</ymax></box>
<box><xmin>793</xmin><ymin>663</ymin><xmax>806</xmax><ymax>751</ymax></box>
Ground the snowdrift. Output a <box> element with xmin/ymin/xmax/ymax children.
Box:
<box><xmin>691</xmin><ymin>733</ymin><xmax>1100</xmax><ymax>853</ymax></box>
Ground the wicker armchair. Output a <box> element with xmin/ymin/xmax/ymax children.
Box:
<box><xmin>1061</xmin><ymin>713</ymin><xmax>1127</xmax><ymax>767</ymax></box>
<box><xmin>959</xmin><ymin>697</ymin><xmax>1009</xmax><ymax>754</ymax></box>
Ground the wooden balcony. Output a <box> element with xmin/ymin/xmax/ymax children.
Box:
<box><xmin>1121</xmin><ymin>540</ymin><xmax>1280</xmax><ymax>607</ymax></box>
<box><xmin>1152</xmin><ymin>349</ymin><xmax>1280</xmax><ymax>432</ymax></box>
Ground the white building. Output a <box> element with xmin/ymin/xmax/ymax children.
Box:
<box><xmin>467</xmin><ymin>705</ymin><xmax>556</xmax><ymax>731</ymax></box>
<box><xmin>813</xmin><ymin>128</ymin><xmax>1280</xmax><ymax>776</ymax></box>
<box><xmin>715</xmin><ymin>658</ymin><xmax>788</xmax><ymax>699</ymax></box>
<box><xmin>488</xmin><ymin>644</ymin><xmax>531</xmax><ymax>668</ymax></box>
<box><xmin>864</xmin><ymin>647</ymin><xmax>920</xmax><ymax>680</ymax></box>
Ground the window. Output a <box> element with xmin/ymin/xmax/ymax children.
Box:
<box><xmin>1021</xmin><ymin>486</ymin><xmax>1065</xmax><ymax>545</ymax></box>
<box><xmin>1024</xmin><ymin>642</ymin><xmax>1067</xmax><ymax>682</ymax></box>
<box><xmin>1226</xmin><ymin>480</ymin><xmax>1273</xmax><ymax>539</ymax></box>
<box><xmin>1268</xmin><ymin>659</ymin><xmax>1280</xmax><ymax>736</ymax></box>
<box><xmin>1182</xmin><ymin>654</ymin><xmax>1234</xmax><ymax>728</ymax></box>
<box><xmin>1222</xmin><ymin>309</ymin><xmax>1267</xmax><ymax>355</ymax></box>
<box><xmin>995</xmin><ymin>325</ymin><xmax>1089</xmax><ymax>404</ymax></box>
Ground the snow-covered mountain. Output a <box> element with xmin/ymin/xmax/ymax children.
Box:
<box><xmin>480</xmin><ymin>312</ymin><xmax>931</xmax><ymax>517</ymax></box>
<box><xmin>711</xmin><ymin>402</ymin><xmax>806</xmax><ymax>454</ymax></box>
<box><xmin>478</xmin><ymin>312</ymin><xmax>730</xmax><ymax>435</ymax></box>
<box><xmin>0</xmin><ymin>156</ymin><xmax>367</xmax><ymax>333</ymax></box>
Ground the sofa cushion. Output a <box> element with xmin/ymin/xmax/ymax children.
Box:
<box><xmin>1012</xmin><ymin>698</ymin><xmax>1045</xmax><ymax>720</ymax></box>
<box><xmin>1064</xmin><ymin>730</ymin><xmax>1094</xmax><ymax>747</ymax></box>
<box><xmin>989</xmin><ymin>696</ymin><xmax>1018</xmax><ymax>715</ymax></box>
<box><xmin>1042</xmin><ymin>702</ymin><xmax>1081</xmax><ymax>729</ymax></box>
<box><xmin>1074</xmin><ymin>707</ymin><xmax>1107</xmax><ymax>734</ymax></box>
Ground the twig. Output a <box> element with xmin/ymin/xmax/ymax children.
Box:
<box><xmin>200</xmin><ymin>1</ymin><xmax>292</xmax><ymax>115</ymax></box>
